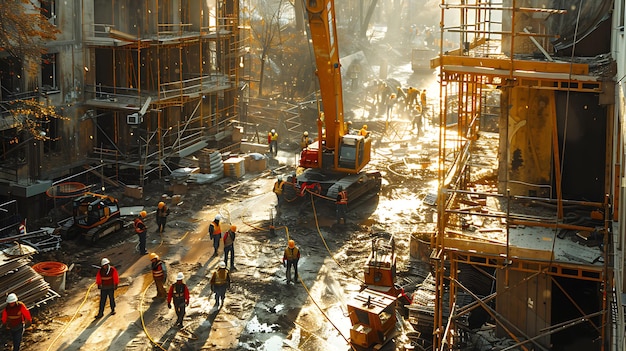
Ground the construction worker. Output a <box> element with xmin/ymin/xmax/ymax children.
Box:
<box><xmin>95</xmin><ymin>257</ymin><xmax>119</xmax><ymax>319</ymax></box>
<box><xmin>268</xmin><ymin>128</ymin><xmax>278</xmax><ymax>156</ymax></box>
<box><xmin>359</xmin><ymin>124</ymin><xmax>369</xmax><ymax>137</ymax></box>
<box><xmin>167</xmin><ymin>272</ymin><xmax>190</xmax><ymax>328</ymax></box>
<box><xmin>273</xmin><ymin>176</ymin><xmax>286</xmax><ymax>208</ymax></box>
<box><xmin>420</xmin><ymin>89</ymin><xmax>428</xmax><ymax>117</ymax></box>
<box><xmin>149</xmin><ymin>253</ymin><xmax>168</xmax><ymax>299</ymax></box>
<box><xmin>223</xmin><ymin>225</ymin><xmax>236</xmax><ymax>270</ymax></box>
<box><xmin>282</xmin><ymin>240</ymin><xmax>300</xmax><ymax>284</ymax></box>
<box><xmin>386</xmin><ymin>93</ymin><xmax>397</xmax><ymax>120</ymax></box>
<box><xmin>210</xmin><ymin>261</ymin><xmax>231</xmax><ymax>307</ymax></box>
<box><xmin>156</xmin><ymin>201</ymin><xmax>170</xmax><ymax>234</ymax></box>
<box><xmin>412</xmin><ymin>104</ymin><xmax>423</xmax><ymax>135</ymax></box>
<box><xmin>336</xmin><ymin>185</ymin><xmax>348</xmax><ymax>224</ymax></box>
<box><xmin>209</xmin><ymin>214</ymin><xmax>222</xmax><ymax>257</ymax></box>
<box><xmin>134</xmin><ymin>210</ymin><xmax>148</xmax><ymax>255</ymax></box>
<box><xmin>2</xmin><ymin>293</ymin><xmax>31</xmax><ymax>351</ymax></box>
<box><xmin>300</xmin><ymin>131</ymin><xmax>311</xmax><ymax>149</ymax></box>
<box><xmin>407</xmin><ymin>86</ymin><xmax>418</xmax><ymax>108</ymax></box>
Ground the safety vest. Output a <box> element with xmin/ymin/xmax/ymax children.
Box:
<box><xmin>337</xmin><ymin>190</ymin><xmax>348</xmax><ymax>205</ymax></box>
<box><xmin>300</xmin><ymin>136</ymin><xmax>310</xmax><ymax>148</ymax></box>
<box><xmin>98</xmin><ymin>266</ymin><xmax>117</xmax><ymax>288</ymax></box>
<box><xmin>210</xmin><ymin>221</ymin><xmax>222</xmax><ymax>237</ymax></box>
<box><xmin>359</xmin><ymin>128</ymin><xmax>368</xmax><ymax>136</ymax></box>
<box><xmin>269</xmin><ymin>132</ymin><xmax>278</xmax><ymax>141</ymax></box>
<box><xmin>4</xmin><ymin>302</ymin><xmax>27</xmax><ymax>329</ymax></box>
<box><xmin>273</xmin><ymin>181</ymin><xmax>285</xmax><ymax>195</ymax></box>
<box><xmin>152</xmin><ymin>260</ymin><xmax>166</xmax><ymax>279</ymax></box>
<box><xmin>284</xmin><ymin>247</ymin><xmax>300</xmax><ymax>261</ymax></box>
<box><xmin>223</xmin><ymin>230</ymin><xmax>235</xmax><ymax>247</ymax></box>
<box><xmin>172</xmin><ymin>283</ymin><xmax>187</xmax><ymax>302</ymax></box>
<box><xmin>134</xmin><ymin>218</ymin><xmax>146</xmax><ymax>234</ymax></box>
<box><xmin>213</xmin><ymin>268</ymin><xmax>229</xmax><ymax>286</ymax></box>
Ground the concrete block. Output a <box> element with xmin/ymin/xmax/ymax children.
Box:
<box><xmin>124</xmin><ymin>185</ymin><xmax>143</xmax><ymax>199</ymax></box>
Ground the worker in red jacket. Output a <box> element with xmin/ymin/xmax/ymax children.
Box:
<box><xmin>167</xmin><ymin>272</ymin><xmax>190</xmax><ymax>328</ymax></box>
<box><xmin>95</xmin><ymin>257</ymin><xmax>119</xmax><ymax>319</ymax></box>
<box><xmin>2</xmin><ymin>293</ymin><xmax>31</xmax><ymax>351</ymax></box>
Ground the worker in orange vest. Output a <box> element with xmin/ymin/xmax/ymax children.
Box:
<box><xmin>2</xmin><ymin>293</ymin><xmax>31</xmax><ymax>351</ymax></box>
<box><xmin>210</xmin><ymin>261</ymin><xmax>231</xmax><ymax>307</ymax></box>
<box><xmin>156</xmin><ymin>201</ymin><xmax>170</xmax><ymax>234</ymax></box>
<box><xmin>134</xmin><ymin>211</ymin><xmax>148</xmax><ymax>255</ymax></box>
<box><xmin>336</xmin><ymin>185</ymin><xmax>348</xmax><ymax>224</ymax></box>
<box><xmin>149</xmin><ymin>253</ymin><xmax>168</xmax><ymax>299</ymax></box>
<box><xmin>282</xmin><ymin>240</ymin><xmax>300</xmax><ymax>284</ymax></box>
<box><xmin>209</xmin><ymin>215</ymin><xmax>222</xmax><ymax>257</ymax></box>
<box><xmin>95</xmin><ymin>257</ymin><xmax>119</xmax><ymax>319</ymax></box>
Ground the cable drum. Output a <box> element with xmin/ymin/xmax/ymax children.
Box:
<box><xmin>33</xmin><ymin>262</ymin><xmax>68</xmax><ymax>292</ymax></box>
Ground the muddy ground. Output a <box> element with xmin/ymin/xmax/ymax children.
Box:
<box><xmin>2</xmin><ymin>69</ymin><xmax>443</xmax><ymax>351</ymax></box>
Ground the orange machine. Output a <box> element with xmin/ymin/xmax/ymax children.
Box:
<box><xmin>288</xmin><ymin>0</ymin><xmax>380</xmax><ymax>202</ymax></box>
<box><xmin>347</xmin><ymin>288</ymin><xmax>397</xmax><ymax>350</ymax></box>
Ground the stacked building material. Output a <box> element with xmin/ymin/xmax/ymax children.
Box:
<box><xmin>0</xmin><ymin>228</ymin><xmax>61</xmax><ymax>253</ymax></box>
<box><xmin>0</xmin><ymin>252</ymin><xmax>59</xmax><ymax>311</ymax></box>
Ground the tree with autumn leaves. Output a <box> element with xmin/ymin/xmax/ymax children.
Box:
<box><xmin>0</xmin><ymin>0</ymin><xmax>64</xmax><ymax>145</ymax></box>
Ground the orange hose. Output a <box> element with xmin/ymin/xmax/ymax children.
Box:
<box><xmin>33</xmin><ymin>262</ymin><xmax>68</xmax><ymax>276</ymax></box>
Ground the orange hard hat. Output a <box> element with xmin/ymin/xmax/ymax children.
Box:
<box><xmin>362</xmin><ymin>124</ymin><xmax>368</xmax><ymax>130</ymax></box>
<box><xmin>149</xmin><ymin>253</ymin><xmax>159</xmax><ymax>260</ymax></box>
<box><xmin>230</xmin><ymin>225</ymin><xmax>237</xmax><ymax>232</ymax></box>
<box><xmin>140</xmin><ymin>210</ymin><xmax>147</xmax><ymax>218</ymax></box>
<box><xmin>158</xmin><ymin>202</ymin><xmax>165</xmax><ymax>209</ymax></box>
<box><xmin>288</xmin><ymin>240</ymin><xmax>295</xmax><ymax>248</ymax></box>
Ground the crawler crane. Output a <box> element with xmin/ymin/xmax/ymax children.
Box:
<box><xmin>283</xmin><ymin>0</ymin><xmax>381</xmax><ymax>203</ymax></box>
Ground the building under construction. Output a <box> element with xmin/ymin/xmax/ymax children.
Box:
<box><xmin>426</xmin><ymin>1</ymin><xmax>624</xmax><ymax>350</ymax></box>
<box><xmin>0</xmin><ymin>0</ymin><xmax>242</xmax><ymax>219</ymax></box>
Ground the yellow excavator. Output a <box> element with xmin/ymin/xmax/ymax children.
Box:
<box><xmin>284</xmin><ymin>0</ymin><xmax>381</xmax><ymax>204</ymax></box>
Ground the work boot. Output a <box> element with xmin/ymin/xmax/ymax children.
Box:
<box><xmin>230</xmin><ymin>265</ymin><xmax>236</xmax><ymax>271</ymax></box>
<box><xmin>111</xmin><ymin>309</ymin><xmax>116</xmax><ymax>315</ymax></box>
<box><xmin>94</xmin><ymin>313</ymin><xmax>103</xmax><ymax>319</ymax></box>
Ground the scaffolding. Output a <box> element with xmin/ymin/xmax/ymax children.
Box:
<box><xmin>82</xmin><ymin>0</ymin><xmax>242</xmax><ymax>187</ymax></box>
<box><xmin>431</xmin><ymin>1</ymin><xmax>617</xmax><ymax>350</ymax></box>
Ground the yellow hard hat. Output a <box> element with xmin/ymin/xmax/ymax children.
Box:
<box><xmin>149</xmin><ymin>253</ymin><xmax>159</xmax><ymax>260</ymax></box>
<box><xmin>288</xmin><ymin>239</ymin><xmax>295</xmax><ymax>248</ymax></box>
<box><xmin>362</xmin><ymin>125</ymin><xmax>368</xmax><ymax>130</ymax></box>
<box><xmin>158</xmin><ymin>202</ymin><xmax>165</xmax><ymax>209</ymax></box>
<box><xmin>140</xmin><ymin>210</ymin><xmax>147</xmax><ymax>218</ymax></box>
<box><xmin>230</xmin><ymin>225</ymin><xmax>237</xmax><ymax>232</ymax></box>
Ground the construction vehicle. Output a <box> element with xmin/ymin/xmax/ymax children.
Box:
<box><xmin>284</xmin><ymin>0</ymin><xmax>381</xmax><ymax>203</ymax></box>
<box><xmin>347</xmin><ymin>232</ymin><xmax>413</xmax><ymax>349</ymax></box>
<box><xmin>57</xmin><ymin>192</ymin><xmax>125</xmax><ymax>243</ymax></box>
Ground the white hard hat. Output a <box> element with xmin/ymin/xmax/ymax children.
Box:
<box><xmin>215</xmin><ymin>214</ymin><xmax>221</xmax><ymax>221</ymax></box>
<box><xmin>176</xmin><ymin>272</ymin><xmax>184</xmax><ymax>280</ymax></box>
<box><xmin>271</xmin><ymin>129</ymin><xmax>276</xmax><ymax>133</ymax></box>
<box><xmin>101</xmin><ymin>258</ymin><xmax>110</xmax><ymax>266</ymax></box>
<box><xmin>6</xmin><ymin>293</ymin><xmax>17</xmax><ymax>303</ymax></box>
<box><xmin>219</xmin><ymin>261</ymin><xmax>226</xmax><ymax>268</ymax></box>
<box><xmin>303</xmin><ymin>131</ymin><xmax>308</xmax><ymax>136</ymax></box>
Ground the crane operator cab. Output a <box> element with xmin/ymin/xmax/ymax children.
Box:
<box><xmin>339</xmin><ymin>134</ymin><xmax>367</xmax><ymax>170</ymax></box>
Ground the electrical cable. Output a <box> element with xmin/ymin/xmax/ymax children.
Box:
<box><xmin>45</xmin><ymin>282</ymin><xmax>97</xmax><ymax>351</ymax></box>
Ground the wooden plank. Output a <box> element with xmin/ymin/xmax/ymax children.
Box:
<box><xmin>444</xmin><ymin>236</ymin><xmax>553</xmax><ymax>260</ymax></box>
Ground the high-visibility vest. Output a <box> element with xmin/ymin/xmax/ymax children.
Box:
<box><xmin>269</xmin><ymin>132</ymin><xmax>278</xmax><ymax>141</ymax></box>
<box><xmin>210</xmin><ymin>221</ymin><xmax>221</xmax><ymax>237</ymax></box>
<box><xmin>97</xmin><ymin>266</ymin><xmax>118</xmax><ymax>288</ymax></box>
<box><xmin>337</xmin><ymin>190</ymin><xmax>348</xmax><ymax>205</ymax></box>
<box><xmin>223</xmin><ymin>230</ymin><xmax>235</xmax><ymax>247</ymax></box>
<box><xmin>273</xmin><ymin>181</ymin><xmax>285</xmax><ymax>195</ymax></box>
<box><xmin>152</xmin><ymin>260</ymin><xmax>166</xmax><ymax>279</ymax></box>
<box><xmin>284</xmin><ymin>247</ymin><xmax>300</xmax><ymax>261</ymax></box>
<box><xmin>4</xmin><ymin>302</ymin><xmax>29</xmax><ymax>329</ymax></box>
<box><xmin>212</xmin><ymin>268</ymin><xmax>229</xmax><ymax>286</ymax></box>
<box><xmin>134</xmin><ymin>218</ymin><xmax>146</xmax><ymax>234</ymax></box>
<box><xmin>172</xmin><ymin>283</ymin><xmax>187</xmax><ymax>301</ymax></box>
